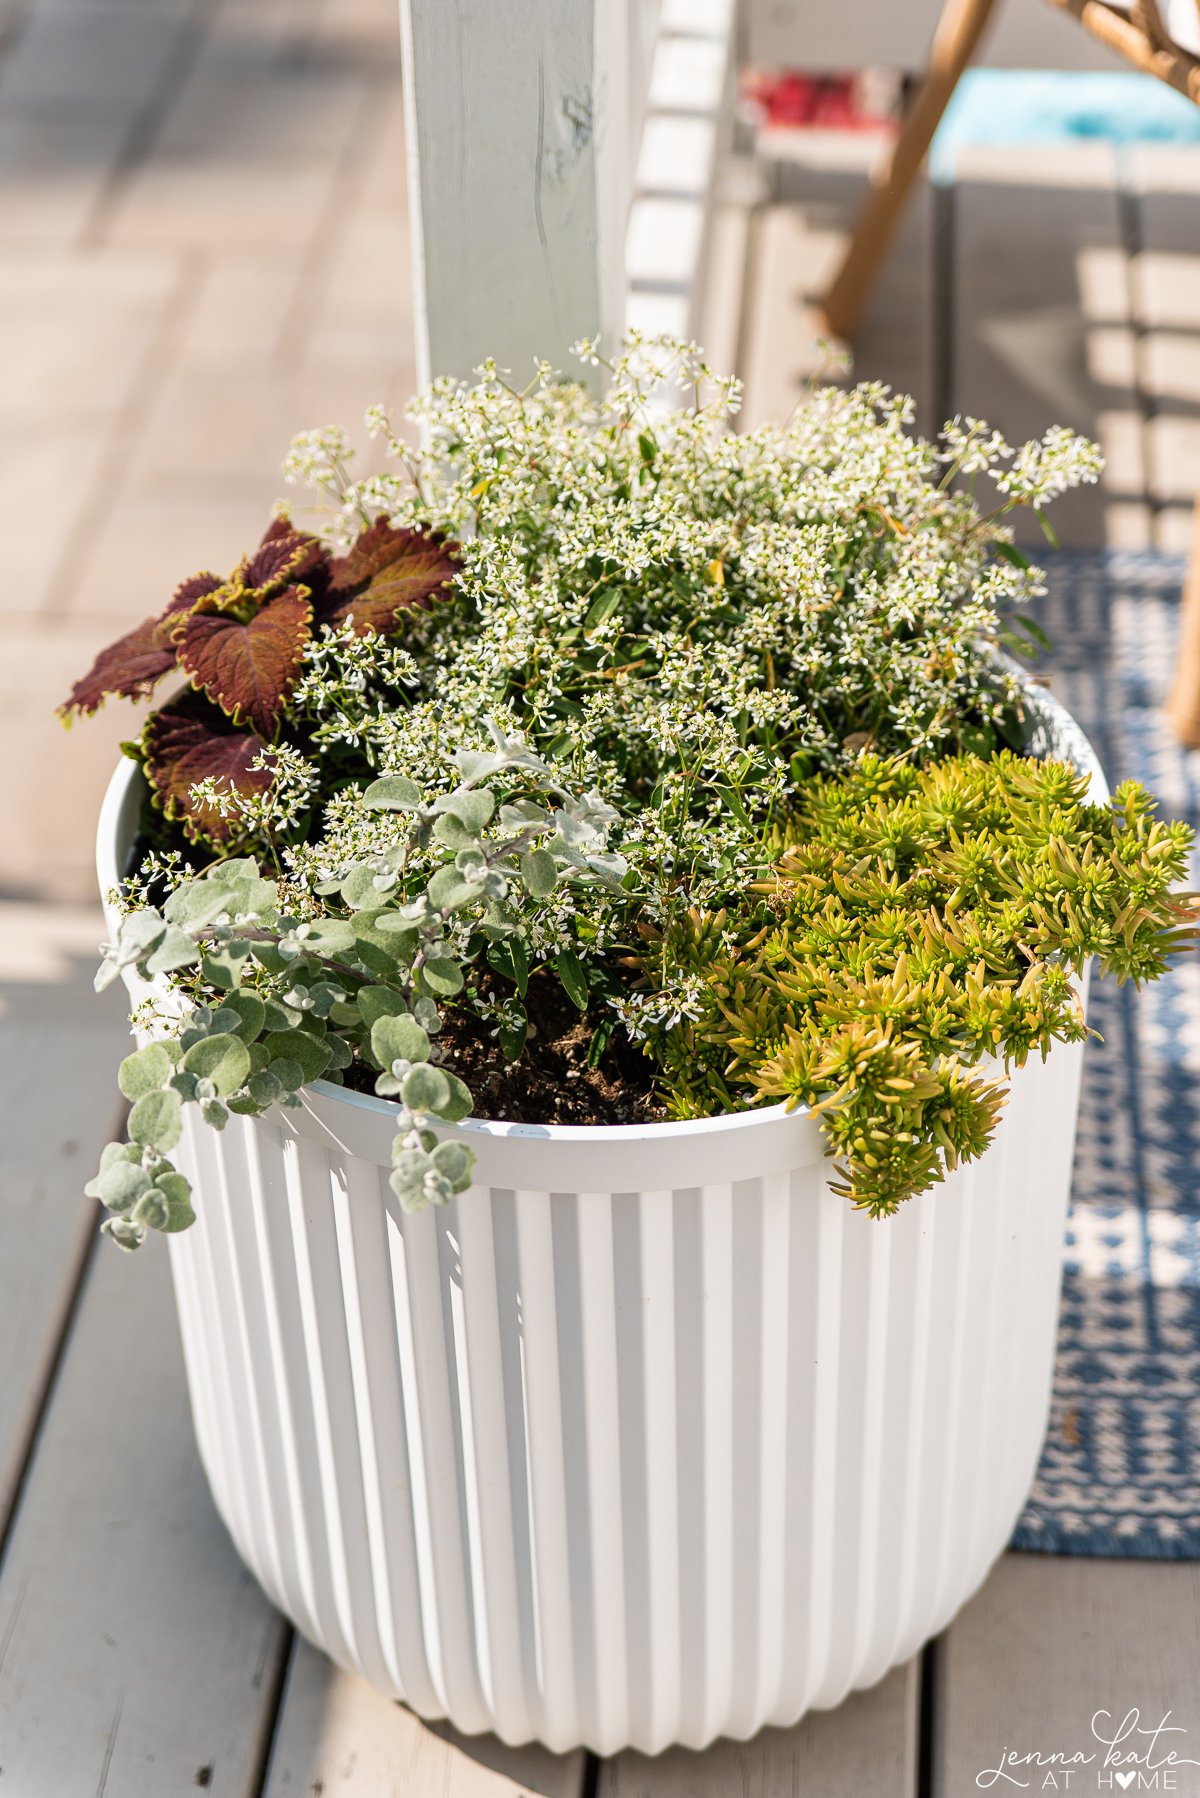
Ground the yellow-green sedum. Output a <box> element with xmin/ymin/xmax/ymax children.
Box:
<box><xmin>648</xmin><ymin>754</ymin><xmax>1198</xmax><ymax>1214</ymax></box>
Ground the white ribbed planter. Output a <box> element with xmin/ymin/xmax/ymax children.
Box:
<box><xmin>96</xmin><ymin>690</ymin><xmax>1104</xmax><ymax>1756</ymax></box>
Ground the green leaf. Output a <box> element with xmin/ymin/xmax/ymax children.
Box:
<box><xmin>263</xmin><ymin>995</ymin><xmax>304</xmax><ymax>1030</ymax></box>
<box><xmin>84</xmin><ymin>1140</ymin><xmax>142</xmax><ymax>1198</ymax></box>
<box><xmin>341</xmin><ymin>864</ymin><xmax>385</xmax><ymax>910</ymax></box>
<box><xmin>519</xmin><ymin>848</ymin><xmax>557</xmax><ymax>898</ymax></box>
<box><xmin>498</xmin><ymin>1011</ymin><xmax>528</xmax><ymax>1061</ymax></box>
<box><xmin>371</xmin><ymin>1013</ymin><xmax>430</xmax><ymax>1067</ymax></box>
<box><xmin>352</xmin><ymin>935</ymin><xmax>405</xmax><ymax>978</ymax></box>
<box><xmin>266</xmin><ymin>1058</ymin><xmax>305</xmax><ymax>1093</ymax></box>
<box><xmin>224</xmin><ymin>874</ymin><xmax>277</xmax><ymax>919</ymax></box>
<box><xmin>427</xmin><ymin>865</ymin><xmax>481</xmax><ymax>913</ymax></box>
<box><xmin>557</xmin><ymin>948</ymin><xmax>589</xmax><ymax>1010</ymax></box>
<box><xmin>222</xmin><ymin>990</ymin><xmax>266</xmax><ymax>1042</ymax></box>
<box><xmin>209</xmin><ymin>855</ymin><xmax>258</xmax><ymax>880</ymax></box>
<box><xmin>430</xmin><ymin>1140</ymin><xmax>473</xmax><ymax>1188</ymax></box>
<box><xmin>358</xmin><ymin>986</ymin><xmax>408</xmax><ymax>1027</ymax></box>
<box><xmin>144</xmin><ymin>925</ymin><xmax>202</xmax><ymax>977</ymax></box>
<box><xmin>249</xmin><ymin>940</ymin><xmax>290</xmax><ymax>977</ymax></box>
<box><xmin>488</xmin><ymin>935</ymin><xmax>530</xmax><ymax>997</ymax></box>
<box><xmin>433</xmin><ymin>789</ymin><xmax>494</xmax><ymax>831</ymax></box>
<box><xmin>586</xmin><ymin>1016</ymin><xmax>616</xmax><ymax>1069</ymax></box>
<box><xmin>244</xmin><ymin>1071</ymin><xmax>282</xmax><ymax>1107</ymax></box>
<box><xmin>437</xmin><ymin>1071</ymin><xmax>473</xmax><ymax>1123</ymax></box>
<box><xmin>419</xmin><ymin>956</ymin><xmax>464</xmax><ymax>997</ymax></box>
<box><xmin>150</xmin><ymin>1171</ymin><xmax>195</xmax><ymax>1233</ymax></box>
<box><xmin>370</xmin><ymin>916</ymin><xmax>420</xmax><ymax>960</ymax></box>
<box><xmin>363</xmin><ymin>774</ymin><xmax>422</xmax><ymax>810</ymax></box>
<box><xmin>994</xmin><ymin>540</ymin><xmax>1032</xmax><ymax>570</ymax></box>
<box><xmin>713</xmin><ymin>784</ymin><xmax>751</xmax><ymax>828</ymax></box>
<box><xmin>433</xmin><ymin>812</ymin><xmax>480</xmax><ymax>852</ymax></box>
<box><xmin>1034</xmin><ymin>507</ymin><xmax>1060</xmax><ymax>549</ymax></box>
<box><xmin>1007</xmin><ymin>614</ymin><xmax>1053</xmax><ymax>655</ymax></box>
<box><xmin>128</xmin><ymin>1088</ymin><xmax>183</xmax><ymax>1152</ymax></box>
<box><xmin>96</xmin><ymin>1160</ymin><xmax>151</xmax><ymax>1214</ymax></box>
<box><xmin>117</xmin><ymin>911</ymin><xmax>168</xmax><ymax>959</ymax></box>
<box><xmin>262</xmin><ymin>1029</ymin><xmax>331</xmax><ymax>1082</ymax></box>
<box><xmin>163</xmin><ymin>881</ymin><xmax>236</xmax><ymax>930</ymax></box>
<box><xmin>402</xmin><ymin>1063</ymin><xmax>450</xmax><ymax>1113</ymax></box>
<box><xmin>102</xmin><ymin>1215</ymin><xmax>147</xmax><ymax>1251</ymax></box>
<box><xmin>201</xmin><ymin>944</ymin><xmax>251</xmax><ymax>989</ymax></box>
<box><xmin>584</xmin><ymin>587</ymin><xmax>622</xmax><ymax>633</ymax></box>
<box><xmin>302</xmin><ymin>919</ymin><xmax>357</xmax><ymax>955</ymax></box>
<box><xmin>183</xmin><ymin>1032</ymin><xmax>252</xmax><ymax>1095</ymax></box>
<box><xmin>118</xmin><ymin>1042</ymin><xmax>172</xmax><ymax>1101</ymax></box>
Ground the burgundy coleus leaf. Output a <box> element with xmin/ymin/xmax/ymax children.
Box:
<box><xmin>58</xmin><ymin>570</ymin><xmax>223</xmax><ymax>718</ymax></box>
<box><xmin>142</xmin><ymin>693</ymin><xmax>274</xmax><ymax>845</ymax></box>
<box><xmin>321</xmin><ymin>520</ymin><xmax>458</xmax><ymax>636</ymax></box>
<box><xmin>178</xmin><ymin>585</ymin><xmax>312</xmax><ymax>738</ymax></box>
<box><xmin>236</xmin><ymin>514</ymin><xmax>328</xmax><ymax>602</ymax></box>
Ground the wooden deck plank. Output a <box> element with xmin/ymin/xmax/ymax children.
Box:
<box><xmin>1128</xmin><ymin>143</ymin><xmax>1200</xmax><ymax>553</ymax></box>
<box><xmin>263</xmin><ymin>1639</ymin><xmax>588</xmax><ymax>1797</ymax></box>
<box><xmin>934</xmin><ymin>1554</ymin><xmax>1200</xmax><ymax>1793</ymax></box>
<box><xmin>598</xmin><ymin>1661</ymin><xmax>919</xmax><ymax>1797</ymax></box>
<box><xmin>0</xmin><ymin>1228</ymin><xmax>289</xmax><ymax>1795</ymax></box>
<box><xmin>952</xmin><ymin>141</ymin><xmax>1145</xmax><ymax>548</ymax></box>
<box><xmin>740</xmin><ymin>134</ymin><xmax>934</xmax><ymax>434</ymax></box>
<box><xmin>0</xmin><ymin>904</ymin><xmax>128</xmax><ymax>1533</ymax></box>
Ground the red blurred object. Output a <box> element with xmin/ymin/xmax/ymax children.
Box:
<box><xmin>740</xmin><ymin>70</ymin><xmax>896</xmax><ymax>131</ymax></box>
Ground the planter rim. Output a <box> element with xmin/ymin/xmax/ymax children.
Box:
<box><xmin>95</xmin><ymin>676</ymin><xmax>1108</xmax><ymax>1154</ymax></box>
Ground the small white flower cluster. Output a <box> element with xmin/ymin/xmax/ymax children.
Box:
<box><xmin>191</xmin><ymin>744</ymin><xmax>318</xmax><ymax>843</ymax></box>
<box><xmin>266</xmin><ymin>336</ymin><xmax>1101</xmax><ymax>1054</ymax></box>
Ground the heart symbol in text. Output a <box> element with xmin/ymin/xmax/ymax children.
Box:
<box><xmin>1115</xmin><ymin>1774</ymin><xmax>1137</xmax><ymax>1790</ymax></box>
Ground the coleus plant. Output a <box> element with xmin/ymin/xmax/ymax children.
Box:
<box><xmin>62</xmin><ymin>514</ymin><xmax>458</xmax><ymax>844</ymax></box>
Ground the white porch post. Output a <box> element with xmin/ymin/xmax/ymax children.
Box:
<box><xmin>398</xmin><ymin>0</ymin><xmax>631</xmax><ymax>389</ymax></box>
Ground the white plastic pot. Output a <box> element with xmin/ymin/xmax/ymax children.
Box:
<box><xmin>96</xmin><ymin>690</ymin><xmax>1105</xmax><ymax>1756</ymax></box>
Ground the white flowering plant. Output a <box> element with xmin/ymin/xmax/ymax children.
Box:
<box><xmin>66</xmin><ymin>335</ymin><xmax>1194</xmax><ymax>1245</ymax></box>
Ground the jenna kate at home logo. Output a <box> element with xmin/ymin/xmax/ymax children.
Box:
<box><xmin>976</xmin><ymin>1711</ymin><xmax>1200</xmax><ymax>1789</ymax></box>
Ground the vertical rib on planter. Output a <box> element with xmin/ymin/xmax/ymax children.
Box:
<box><xmin>95</xmin><ymin>681</ymin><xmax>1105</xmax><ymax>1755</ymax></box>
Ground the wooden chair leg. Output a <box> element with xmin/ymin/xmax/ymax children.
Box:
<box><xmin>821</xmin><ymin>0</ymin><xmax>1001</xmax><ymax>343</ymax></box>
<box><xmin>1166</xmin><ymin>497</ymin><xmax>1200</xmax><ymax>747</ymax></box>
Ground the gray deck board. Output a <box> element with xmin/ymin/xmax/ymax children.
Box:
<box><xmin>262</xmin><ymin>1640</ymin><xmax>587</xmax><ymax>1798</ymax></box>
<box><xmin>598</xmin><ymin>1661</ymin><xmax>919</xmax><ymax>1798</ymax></box>
<box><xmin>951</xmin><ymin>141</ymin><xmax>1137</xmax><ymax>547</ymax></box>
<box><xmin>0</xmin><ymin>1235</ymin><xmax>289</xmax><ymax>1797</ymax></box>
<box><xmin>934</xmin><ymin>1555</ymin><xmax>1200</xmax><ymax>1796</ymax></box>
<box><xmin>1129</xmin><ymin>143</ymin><xmax>1200</xmax><ymax>551</ymax></box>
<box><xmin>0</xmin><ymin>909</ymin><xmax>128</xmax><ymax>1533</ymax></box>
<box><xmin>740</xmin><ymin>132</ymin><xmax>934</xmax><ymax>432</ymax></box>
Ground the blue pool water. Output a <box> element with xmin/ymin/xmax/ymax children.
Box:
<box><xmin>930</xmin><ymin>68</ymin><xmax>1200</xmax><ymax>182</ymax></box>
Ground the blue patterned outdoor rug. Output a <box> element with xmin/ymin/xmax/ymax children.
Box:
<box><xmin>1011</xmin><ymin>550</ymin><xmax>1200</xmax><ymax>1558</ymax></box>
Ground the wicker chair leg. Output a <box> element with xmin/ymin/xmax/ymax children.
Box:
<box><xmin>1167</xmin><ymin>498</ymin><xmax>1200</xmax><ymax>747</ymax></box>
<box><xmin>821</xmin><ymin>0</ymin><xmax>1000</xmax><ymax>342</ymax></box>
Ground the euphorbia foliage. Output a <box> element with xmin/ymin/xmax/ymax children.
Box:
<box><xmin>62</xmin><ymin>514</ymin><xmax>458</xmax><ymax>843</ymax></box>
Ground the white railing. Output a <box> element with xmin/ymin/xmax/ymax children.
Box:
<box><xmin>398</xmin><ymin>0</ymin><xmax>736</xmax><ymax>386</ymax></box>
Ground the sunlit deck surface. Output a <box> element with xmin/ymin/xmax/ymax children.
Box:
<box><xmin>2</xmin><ymin>0</ymin><xmax>1200</xmax><ymax>1789</ymax></box>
